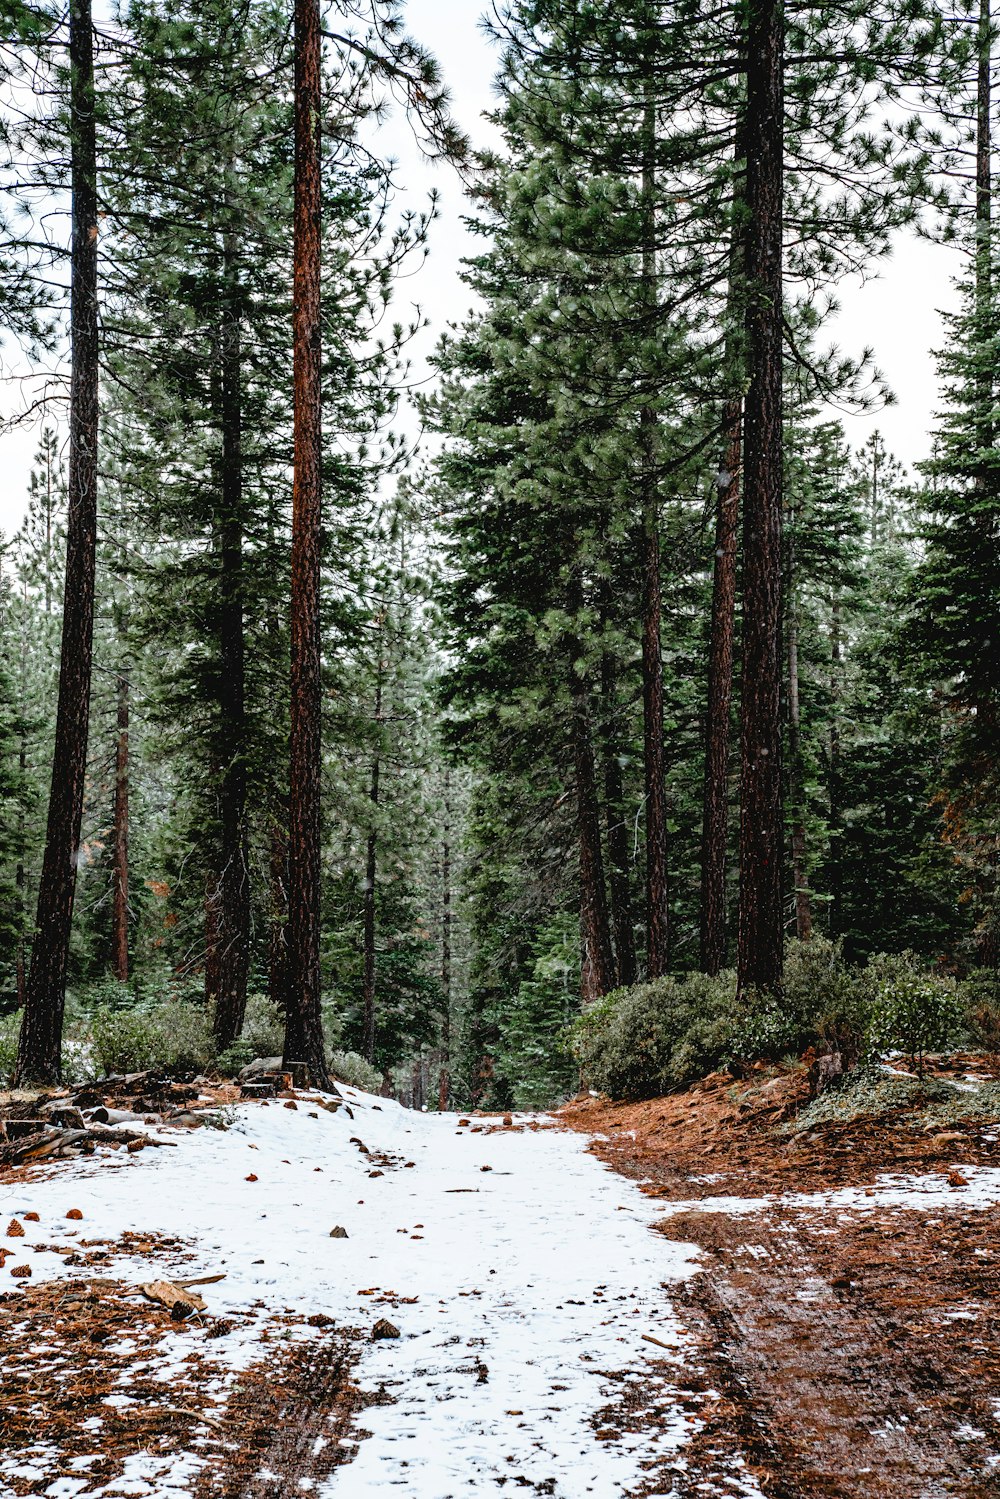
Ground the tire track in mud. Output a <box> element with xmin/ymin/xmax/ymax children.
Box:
<box><xmin>658</xmin><ymin>1206</ymin><xmax>1000</xmax><ymax>1498</ymax></box>
<box><xmin>195</xmin><ymin>1327</ymin><xmax>385</xmax><ymax>1499</ymax></box>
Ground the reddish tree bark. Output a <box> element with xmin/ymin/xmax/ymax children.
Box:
<box><xmin>16</xmin><ymin>0</ymin><xmax>99</xmax><ymax>1083</ymax></box>
<box><xmin>737</xmin><ymin>0</ymin><xmax>785</xmax><ymax>997</ymax></box>
<box><xmin>284</xmin><ymin>0</ymin><xmax>331</xmax><ymax>1087</ymax></box>
<box><xmin>700</xmin><ymin>394</ymin><xmax>741</xmax><ymax>974</ymax></box>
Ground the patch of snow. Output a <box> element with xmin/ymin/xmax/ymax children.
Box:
<box><xmin>3</xmin><ymin>1090</ymin><xmax>769</xmax><ymax>1499</ymax></box>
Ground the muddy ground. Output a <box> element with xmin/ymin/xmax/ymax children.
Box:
<box><xmin>562</xmin><ymin>1062</ymin><xmax>1000</xmax><ymax>1497</ymax></box>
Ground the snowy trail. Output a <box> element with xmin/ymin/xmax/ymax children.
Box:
<box><xmin>2</xmin><ymin>1088</ymin><xmax>744</xmax><ymax>1498</ymax></box>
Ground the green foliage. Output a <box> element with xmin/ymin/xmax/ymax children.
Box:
<box><xmin>329</xmin><ymin>1049</ymin><xmax>382</xmax><ymax>1093</ymax></box>
<box><xmin>491</xmin><ymin>915</ymin><xmax>579</xmax><ymax>1109</ymax></box>
<box><xmin>863</xmin><ymin>954</ymin><xmax>967</xmax><ymax>1076</ymax></box>
<box><xmin>0</xmin><ymin>1008</ymin><xmax>20</xmax><ymax>1083</ymax></box>
<box><xmin>571</xmin><ymin>972</ymin><xmax>735</xmax><ymax>1103</ymax></box>
<box><xmin>961</xmin><ymin>970</ymin><xmax>1000</xmax><ymax>1054</ymax></box>
<box><xmin>89</xmin><ymin>1000</ymin><xmax>214</xmax><ymax>1078</ymax></box>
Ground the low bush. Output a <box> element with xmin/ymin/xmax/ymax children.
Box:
<box><xmin>0</xmin><ymin>1009</ymin><xmax>21</xmax><ymax>1084</ymax></box>
<box><xmin>329</xmin><ymin>1048</ymin><xmax>382</xmax><ymax>1093</ymax></box>
<box><xmin>90</xmin><ymin>999</ymin><xmax>214</xmax><ymax>1078</ymax></box>
<box><xmin>570</xmin><ymin>938</ymin><xmax>976</xmax><ymax>1103</ymax></box>
<box><xmin>863</xmin><ymin>953</ymin><xmax>967</xmax><ymax>1076</ymax></box>
<box><xmin>961</xmin><ymin>970</ymin><xmax>1000</xmax><ymax>1054</ymax></box>
<box><xmin>571</xmin><ymin>973</ymin><xmax>735</xmax><ymax>1102</ymax></box>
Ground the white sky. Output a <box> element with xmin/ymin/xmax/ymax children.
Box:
<box><xmin>0</xmin><ymin>0</ymin><xmax>963</xmax><ymax>536</ymax></box>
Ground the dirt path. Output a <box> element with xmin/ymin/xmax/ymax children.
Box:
<box><xmin>564</xmin><ymin>1077</ymin><xmax>1000</xmax><ymax>1498</ymax></box>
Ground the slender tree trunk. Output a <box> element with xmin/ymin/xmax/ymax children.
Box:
<box><xmin>570</xmin><ymin>651</ymin><xmax>614</xmax><ymax>1003</ymax></box>
<box><xmin>786</xmin><ymin>591</ymin><xmax>812</xmax><ymax>940</ymax></box>
<box><xmin>700</xmin><ymin>393</ymin><xmax>742</xmax><ymax>974</ymax></box>
<box><xmin>976</xmin><ymin>0</ymin><xmax>992</xmax><ymax>456</ymax></box>
<box><xmin>640</xmin><ymin>84</ymin><xmax>669</xmax><ymax>979</ymax></box>
<box><xmin>212</xmin><ymin>256</ymin><xmax>251</xmax><ymax>1052</ymax></box>
<box><xmin>16</xmin><ymin>0</ymin><xmax>99</xmax><ymax>1083</ymax></box>
<box><xmin>111</xmin><ymin>669</ymin><xmax>129</xmax><ymax>982</ymax></box>
<box><xmin>269</xmin><ymin>813</ymin><xmax>289</xmax><ymax>1013</ymax></box>
<box><xmin>827</xmin><ymin>591</ymin><xmax>843</xmax><ymax>936</ymax></box>
<box><xmin>204</xmin><ymin>871</ymin><xmax>222</xmax><ymax>1008</ymax></box>
<box><xmin>736</xmin><ymin>0</ymin><xmax>784</xmax><ymax>998</ymax></box>
<box><xmin>438</xmin><ymin>770</ymin><xmax>452</xmax><ymax>1110</ymax></box>
<box><xmin>600</xmin><ymin>646</ymin><xmax>636</xmax><ymax>987</ymax></box>
<box><xmin>15</xmin><ymin>731</ymin><xmax>27</xmax><ymax>1009</ymax></box>
<box><xmin>361</xmin><ymin>669</ymin><xmax>383</xmax><ymax>1064</ymax></box>
<box><xmin>284</xmin><ymin>0</ymin><xmax>331</xmax><ymax>1087</ymax></box>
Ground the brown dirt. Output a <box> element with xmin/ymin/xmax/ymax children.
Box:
<box><xmin>561</xmin><ymin>1062</ymin><xmax>1000</xmax><ymax>1497</ymax></box>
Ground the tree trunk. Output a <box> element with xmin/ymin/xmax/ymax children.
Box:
<box><xmin>640</xmin><ymin>84</ymin><xmax>669</xmax><ymax>979</ymax></box>
<box><xmin>269</xmin><ymin>813</ymin><xmax>289</xmax><ymax>1013</ymax></box>
<box><xmin>212</xmin><ymin>254</ymin><xmax>251</xmax><ymax>1052</ymax></box>
<box><xmin>16</xmin><ymin>0</ymin><xmax>99</xmax><ymax>1084</ymax></box>
<box><xmin>827</xmin><ymin>592</ymin><xmax>843</xmax><ymax>936</ymax></box>
<box><xmin>600</xmin><ymin>646</ymin><xmax>636</xmax><ymax>987</ymax></box>
<box><xmin>976</xmin><ymin>0</ymin><xmax>992</xmax><ymax>456</ymax></box>
<box><xmin>361</xmin><ymin>670</ymin><xmax>383</xmax><ymax>1065</ymax></box>
<box><xmin>15</xmin><ymin>729</ymin><xmax>27</xmax><ymax>1009</ymax></box>
<box><xmin>284</xmin><ymin>0</ymin><xmax>331</xmax><ymax>1088</ymax></box>
<box><xmin>700</xmin><ymin>393</ymin><xmax>741</xmax><ymax>974</ymax></box>
<box><xmin>204</xmin><ymin>871</ymin><xmax>222</xmax><ymax>1008</ymax></box>
<box><xmin>787</xmin><ymin>589</ymin><xmax>812</xmax><ymax>940</ymax></box>
<box><xmin>438</xmin><ymin>771</ymin><xmax>452</xmax><ymax>1110</ymax></box>
<box><xmin>111</xmin><ymin>669</ymin><xmax>129</xmax><ymax>982</ymax></box>
<box><xmin>736</xmin><ymin>0</ymin><xmax>784</xmax><ymax>998</ymax></box>
<box><xmin>570</xmin><ymin>652</ymin><xmax>615</xmax><ymax>1003</ymax></box>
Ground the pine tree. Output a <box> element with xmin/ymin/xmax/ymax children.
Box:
<box><xmin>16</xmin><ymin>0</ymin><xmax>100</xmax><ymax>1082</ymax></box>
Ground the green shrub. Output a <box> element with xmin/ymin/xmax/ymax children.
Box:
<box><xmin>239</xmin><ymin>992</ymin><xmax>284</xmax><ymax>1057</ymax></box>
<box><xmin>0</xmin><ymin>1009</ymin><xmax>21</xmax><ymax>1084</ymax></box>
<box><xmin>961</xmin><ymin>970</ymin><xmax>1000</xmax><ymax>1054</ymax></box>
<box><xmin>784</xmin><ymin>936</ymin><xmax>868</xmax><ymax>1065</ymax></box>
<box><xmin>863</xmin><ymin>952</ymin><xmax>967</xmax><ymax>1076</ymax></box>
<box><xmin>329</xmin><ymin>1049</ymin><xmax>382</xmax><ymax>1093</ymax></box>
<box><xmin>571</xmin><ymin>972</ymin><xmax>735</xmax><ymax>1101</ymax></box>
<box><xmin>90</xmin><ymin>1000</ymin><xmax>214</xmax><ymax>1078</ymax></box>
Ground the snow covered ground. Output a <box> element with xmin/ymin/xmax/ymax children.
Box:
<box><xmin>1</xmin><ymin>1087</ymin><xmax>757</xmax><ymax>1499</ymax></box>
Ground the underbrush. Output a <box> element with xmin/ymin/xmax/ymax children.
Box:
<box><xmin>787</xmin><ymin>1065</ymin><xmax>1000</xmax><ymax>1134</ymax></box>
<box><xmin>571</xmin><ymin>938</ymin><xmax>986</xmax><ymax>1103</ymax></box>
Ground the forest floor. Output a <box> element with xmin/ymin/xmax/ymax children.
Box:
<box><xmin>563</xmin><ymin>1056</ymin><xmax>1000</xmax><ymax>1497</ymax></box>
<box><xmin>2</xmin><ymin>1063</ymin><xmax>1000</xmax><ymax>1498</ymax></box>
<box><xmin>0</xmin><ymin>1077</ymin><xmax>753</xmax><ymax>1499</ymax></box>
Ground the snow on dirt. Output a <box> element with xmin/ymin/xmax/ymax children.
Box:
<box><xmin>1</xmin><ymin>1087</ymin><xmax>762</xmax><ymax>1499</ymax></box>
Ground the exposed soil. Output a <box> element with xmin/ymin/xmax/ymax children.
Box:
<box><xmin>562</xmin><ymin>1061</ymin><xmax>1000</xmax><ymax>1497</ymax></box>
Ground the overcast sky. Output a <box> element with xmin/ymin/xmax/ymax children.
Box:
<box><xmin>0</xmin><ymin>0</ymin><xmax>963</xmax><ymax>538</ymax></box>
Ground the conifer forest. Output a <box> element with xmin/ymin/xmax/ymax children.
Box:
<box><xmin>2</xmin><ymin>1</ymin><xmax>1000</xmax><ymax>1494</ymax></box>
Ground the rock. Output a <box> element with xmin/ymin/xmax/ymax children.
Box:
<box><xmin>371</xmin><ymin>1318</ymin><xmax>400</xmax><ymax>1340</ymax></box>
<box><xmin>238</xmin><ymin>1057</ymin><xmax>284</xmax><ymax>1082</ymax></box>
<box><xmin>329</xmin><ymin>1226</ymin><xmax>349</xmax><ymax>1238</ymax></box>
